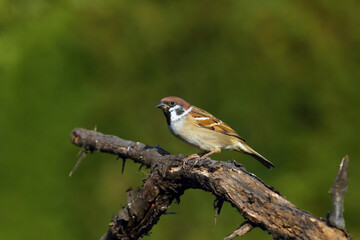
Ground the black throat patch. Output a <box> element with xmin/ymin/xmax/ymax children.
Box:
<box><xmin>163</xmin><ymin>110</ymin><xmax>171</xmax><ymax>125</ymax></box>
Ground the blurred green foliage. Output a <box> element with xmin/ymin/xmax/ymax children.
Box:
<box><xmin>1</xmin><ymin>0</ymin><xmax>359</xmax><ymax>239</ymax></box>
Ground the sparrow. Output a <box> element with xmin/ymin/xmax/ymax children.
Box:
<box><xmin>156</xmin><ymin>96</ymin><xmax>275</xmax><ymax>169</ymax></box>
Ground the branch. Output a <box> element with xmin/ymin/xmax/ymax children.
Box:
<box><xmin>70</xmin><ymin>128</ymin><xmax>351</xmax><ymax>240</ymax></box>
<box><xmin>328</xmin><ymin>155</ymin><xmax>349</xmax><ymax>230</ymax></box>
<box><xmin>224</xmin><ymin>221</ymin><xmax>254</xmax><ymax>240</ymax></box>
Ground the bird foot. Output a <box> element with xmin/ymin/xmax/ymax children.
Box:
<box><xmin>182</xmin><ymin>153</ymin><xmax>200</xmax><ymax>167</ymax></box>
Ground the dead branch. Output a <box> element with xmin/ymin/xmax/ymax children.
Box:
<box><xmin>328</xmin><ymin>155</ymin><xmax>349</xmax><ymax>230</ymax></box>
<box><xmin>224</xmin><ymin>221</ymin><xmax>254</xmax><ymax>240</ymax></box>
<box><xmin>70</xmin><ymin>128</ymin><xmax>350</xmax><ymax>240</ymax></box>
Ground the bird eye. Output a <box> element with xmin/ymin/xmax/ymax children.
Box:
<box><xmin>170</xmin><ymin>101</ymin><xmax>175</xmax><ymax>106</ymax></box>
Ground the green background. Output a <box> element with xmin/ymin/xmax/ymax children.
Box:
<box><xmin>1</xmin><ymin>0</ymin><xmax>359</xmax><ymax>239</ymax></box>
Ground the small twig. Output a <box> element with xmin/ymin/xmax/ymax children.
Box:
<box><xmin>115</xmin><ymin>156</ymin><xmax>127</xmax><ymax>174</ymax></box>
<box><xmin>121</xmin><ymin>158</ymin><xmax>126</xmax><ymax>174</ymax></box>
<box><xmin>164</xmin><ymin>212</ymin><xmax>177</xmax><ymax>215</ymax></box>
<box><xmin>224</xmin><ymin>221</ymin><xmax>254</xmax><ymax>240</ymax></box>
<box><xmin>328</xmin><ymin>155</ymin><xmax>349</xmax><ymax>230</ymax></box>
<box><xmin>69</xmin><ymin>149</ymin><xmax>88</xmax><ymax>177</ymax></box>
<box><xmin>138</xmin><ymin>163</ymin><xmax>144</xmax><ymax>171</ymax></box>
<box><xmin>213</xmin><ymin>197</ymin><xmax>224</xmax><ymax>226</ymax></box>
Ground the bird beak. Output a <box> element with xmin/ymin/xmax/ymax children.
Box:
<box><xmin>156</xmin><ymin>102</ymin><xmax>168</xmax><ymax>110</ymax></box>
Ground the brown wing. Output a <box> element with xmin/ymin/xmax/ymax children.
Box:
<box><xmin>190</xmin><ymin>106</ymin><xmax>246</xmax><ymax>141</ymax></box>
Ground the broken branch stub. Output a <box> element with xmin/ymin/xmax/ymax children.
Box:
<box><xmin>328</xmin><ymin>155</ymin><xmax>349</xmax><ymax>230</ymax></box>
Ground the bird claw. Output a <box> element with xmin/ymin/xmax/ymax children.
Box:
<box><xmin>182</xmin><ymin>154</ymin><xmax>200</xmax><ymax>167</ymax></box>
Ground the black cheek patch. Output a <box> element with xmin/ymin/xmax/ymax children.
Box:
<box><xmin>176</xmin><ymin>108</ymin><xmax>184</xmax><ymax>116</ymax></box>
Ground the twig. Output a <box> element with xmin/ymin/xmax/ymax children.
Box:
<box><xmin>121</xmin><ymin>157</ymin><xmax>126</xmax><ymax>174</ymax></box>
<box><xmin>214</xmin><ymin>197</ymin><xmax>224</xmax><ymax>226</ymax></box>
<box><xmin>328</xmin><ymin>155</ymin><xmax>349</xmax><ymax>230</ymax></box>
<box><xmin>69</xmin><ymin>149</ymin><xmax>87</xmax><ymax>177</ymax></box>
<box><xmin>224</xmin><ymin>221</ymin><xmax>254</xmax><ymax>240</ymax></box>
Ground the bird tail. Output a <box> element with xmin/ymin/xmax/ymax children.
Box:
<box><xmin>235</xmin><ymin>141</ymin><xmax>275</xmax><ymax>169</ymax></box>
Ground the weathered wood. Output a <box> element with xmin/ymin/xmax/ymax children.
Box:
<box><xmin>224</xmin><ymin>221</ymin><xmax>254</xmax><ymax>240</ymax></box>
<box><xmin>328</xmin><ymin>155</ymin><xmax>349</xmax><ymax>230</ymax></box>
<box><xmin>70</xmin><ymin>128</ymin><xmax>350</xmax><ymax>240</ymax></box>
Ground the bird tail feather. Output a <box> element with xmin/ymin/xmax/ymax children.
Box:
<box><xmin>235</xmin><ymin>141</ymin><xmax>275</xmax><ymax>169</ymax></box>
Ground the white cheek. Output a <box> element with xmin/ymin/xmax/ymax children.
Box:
<box><xmin>170</xmin><ymin>106</ymin><xmax>193</xmax><ymax>122</ymax></box>
<box><xmin>169</xmin><ymin>105</ymin><xmax>181</xmax><ymax>122</ymax></box>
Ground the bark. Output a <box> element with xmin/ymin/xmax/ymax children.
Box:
<box><xmin>70</xmin><ymin>128</ymin><xmax>351</xmax><ymax>240</ymax></box>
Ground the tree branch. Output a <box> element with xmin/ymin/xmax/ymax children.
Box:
<box><xmin>70</xmin><ymin>128</ymin><xmax>351</xmax><ymax>240</ymax></box>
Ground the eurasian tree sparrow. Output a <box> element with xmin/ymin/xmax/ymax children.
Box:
<box><xmin>156</xmin><ymin>96</ymin><xmax>275</xmax><ymax>169</ymax></box>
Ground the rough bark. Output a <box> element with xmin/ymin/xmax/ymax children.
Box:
<box><xmin>70</xmin><ymin>128</ymin><xmax>351</xmax><ymax>240</ymax></box>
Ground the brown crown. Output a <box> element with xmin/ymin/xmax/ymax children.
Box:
<box><xmin>160</xmin><ymin>96</ymin><xmax>192</xmax><ymax>110</ymax></box>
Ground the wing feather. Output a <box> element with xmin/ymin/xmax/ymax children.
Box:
<box><xmin>190</xmin><ymin>106</ymin><xmax>246</xmax><ymax>141</ymax></box>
